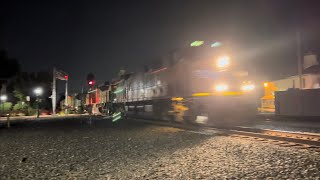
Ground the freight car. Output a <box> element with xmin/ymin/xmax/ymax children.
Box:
<box><xmin>110</xmin><ymin>45</ymin><xmax>258</xmax><ymax>126</ymax></box>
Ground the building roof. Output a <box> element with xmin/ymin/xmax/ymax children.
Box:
<box><xmin>98</xmin><ymin>84</ymin><xmax>109</xmax><ymax>91</ymax></box>
<box><xmin>303</xmin><ymin>64</ymin><xmax>320</xmax><ymax>74</ymax></box>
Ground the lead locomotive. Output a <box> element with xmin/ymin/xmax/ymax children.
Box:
<box><xmin>107</xmin><ymin>44</ymin><xmax>257</xmax><ymax>126</ymax></box>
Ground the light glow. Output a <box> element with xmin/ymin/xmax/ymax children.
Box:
<box><xmin>211</xmin><ymin>42</ymin><xmax>222</xmax><ymax>47</ymax></box>
<box><xmin>241</xmin><ymin>84</ymin><xmax>255</xmax><ymax>91</ymax></box>
<box><xmin>264</xmin><ymin>82</ymin><xmax>268</xmax><ymax>87</ymax></box>
<box><xmin>215</xmin><ymin>84</ymin><xmax>229</xmax><ymax>92</ymax></box>
<box><xmin>33</xmin><ymin>87</ymin><xmax>43</xmax><ymax>96</ymax></box>
<box><xmin>114</xmin><ymin>88</ymin><xmax>124</xmax><ymax>94</ymax></box>
<box><xmin>190</xmin><ymin>41</ymin><xmax>204</xmax><ymax>47</ymax></box>
<box><xmin>216</xmin><ymin>56</ymin><xmax>230</xmax><ymax>68</ymax></box>
<box><xmin>212</xmin><ymin>91</ymin><xmax>243</xmax><ymax>96</ymax></box>
<box><xmin>0</xmin><ymin>95</ymin><xmax>7</xmax><ymax>101</ymax></box>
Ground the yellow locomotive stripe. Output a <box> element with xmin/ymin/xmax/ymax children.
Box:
<box><xmin>192</xmin><ymin>91</ymin><xmax>244</xmax><ymax>97</ymax></box>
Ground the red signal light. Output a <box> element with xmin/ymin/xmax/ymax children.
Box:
<box><xmin>89</xmin><ymin>81</ymin><xmax>94</xmax><ymax>85</ymax></box>
<box><xmin>64</xmin><ymin>75</ymin><xmax>69</xmax><ymax>80</ymax></box>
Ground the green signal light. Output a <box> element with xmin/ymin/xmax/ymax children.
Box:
<box><xmin>211</xmin><ymin>42</ymin><xmax>222</xmax><ymax>47</ymax></box>
<box><xmin>113</xmin><ymin>88</ymin><xmax>124</xmax><ymax>94</ymax></box>
<box><xmin>190</xmin><ymin>41</ymin><xmax>204</xmax><ymax>47</ymax></box>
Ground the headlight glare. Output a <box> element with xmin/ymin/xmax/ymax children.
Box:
<box><xmin>216</xmin><ymin>56</ymin><xmax>230</xmax><ymax>68</ymax></box>
<box><xmin>215</xmin><ymin>84</ymin><xmax>229</xmax><ymax>92</ymax></box>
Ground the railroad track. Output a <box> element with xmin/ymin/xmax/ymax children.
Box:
<box><xmin>126</xmin><ymin>117</ymin><xmax>320</xmax><ymax>151</ymax></box>
<box><xmin>227</xmin><ymin>126</ymin><xmax>320</xmax><ymax>151</ymax></box>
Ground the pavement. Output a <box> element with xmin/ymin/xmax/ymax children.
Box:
<box><xmin>0</xmin><ymin>114</ymin><xmax>87</xmax><ymax>121</ymax></box>
<box><xmin>243</xmin><ymin>114</ymin><xmax>320</xmax><ymax>133</ymax></box>
<box><xmin>0</xmin><ymin>117</ymin><xmax>319</xmax><ymax>179</ymax></box>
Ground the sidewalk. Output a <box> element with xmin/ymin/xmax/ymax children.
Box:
<box><xmin>0</xmin><ymin>114</ymin><xmax>88</xmax><ymax>122</ymax></box>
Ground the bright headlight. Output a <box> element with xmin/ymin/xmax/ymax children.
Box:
<box><xmin>241</xmin><ymin>84</ymin><xmax>255</xmax><ymax>91</ymax></box>
<box><xmin>215</xmin><ymin>84</ymin><xmax>229</xmax><ymax>92</ymax></box>
<box><xmin>216</xmin><ymin>56</ymin><xmax>230</xmax><ymax>68</ymax></box>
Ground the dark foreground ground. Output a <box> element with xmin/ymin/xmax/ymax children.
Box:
<box><xmin>0</xmin><ymin>118</ymin><xmax>320</xmax><ymax>179</ymax></box>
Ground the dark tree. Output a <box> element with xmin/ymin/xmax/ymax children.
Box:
<box><xmin>0</xmin><ymin>50</ymin><xmax>20</xmax><ymax>79</ymax></box>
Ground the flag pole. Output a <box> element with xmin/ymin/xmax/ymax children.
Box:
<box><xmin>52</xmin><ymin>67</ymin><xmax>56</xmax><ymax>115</ymax></box>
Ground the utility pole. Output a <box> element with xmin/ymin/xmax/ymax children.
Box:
<box><xmin>296</xmin><ymin>31</ymin><xmax>303</xmax><ymax>89</ymax></box>
<box><xmin>52</xmin><ymin>68</ymin><xmax>56</xmax><ymax>115</ymax></box>
<box><xmin>65</xmin><ymin>78</ymin><xmax>68</xmax><ymax>114</ymax></box>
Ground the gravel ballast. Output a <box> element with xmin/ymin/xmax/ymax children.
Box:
<box><xmin>0</xmin><ymin>119</ymin><xmax>319</xmax><ymax>179</ymax></box>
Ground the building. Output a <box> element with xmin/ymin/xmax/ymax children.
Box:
<box><xmin>260</xmin><ymin>54</ymin><xmax>320</xmax><ymax>112</ymax></box>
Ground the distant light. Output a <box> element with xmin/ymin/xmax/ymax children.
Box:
<box><xmin>216</xmin><ymin>56</ymin><xmax>231</xmax><ymax>68</ymax></box>
<box><xmin>215</xmin><ymin>84</ymin><xmax>229</xmax><ymax>92</ymax></box>
<box><xmin>211</xmin><ymin>42</ymin><xmax>222</xmax><ymax>47</ymax></box>
<box><xmin>64</xmin><ymin>75</ymin><xmax>69</xmax><ymax>80</ymax></box>
<box><xmin>0</xmin><ymin>95</ymin><xmax>7</xmax><ymax>102</ymax></box>
<box><xmin>190</xmin><ymin>41</ymin><xmax>204</xmax><ymax>47</ymax></box>
<box><xmin>114</xmin><ymin>88</ymin><xmax>124</xmax><ymax>94</ymax></box>
<box><xmin>264</xmin><ymin>82</ymin><xmax>268</xmax><ymax>87</ymax></box>
<box><xmin>89</xmin><ymin>81</ymin><xmax>94</xmax><ymax>85</ymax></box>
<box><xmin>241</xmin><ymin>84</ymin><xmax>255</xmax><ymax>91</ymax></box>
<box><xmin>33</xmin><ymin>87</ymin><xmax>43</xmax><ymax>96</ymax></box>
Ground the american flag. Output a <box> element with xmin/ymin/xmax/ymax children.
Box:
<box><xmin>55</xmin><ymin>69</ymin><xmax>68</xmax><ymax>80</ymax></box>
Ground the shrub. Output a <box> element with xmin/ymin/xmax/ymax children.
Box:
<box><xmin>27</xmin><ymin>107</ymin><xmax>37</xmax><ymax>116</ymax></box>
<box><xmin>0</xmin><ymin>102</ymin><xmax>13</xmax><ymax>111</ymax></box>
<box><xmin>13</xmin><ymin>102</ymin><xmax>29</xmax><ymax>111</ymax></box>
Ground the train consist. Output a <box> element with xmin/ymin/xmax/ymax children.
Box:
<box><xmin>87</xmin><ymin>44</ymin><xmax>258</xmax><ymax>126</ymax></box>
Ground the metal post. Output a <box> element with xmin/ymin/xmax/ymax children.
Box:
<box><xmin>65</xmin><ymin>79</ymin><xmax>68</xmax><ymax>114</ymax></box>
<box><xmin>297</xmin><ymin>31</ymin><xmax>303</xmax><ymax>89</ymax></box>
<box><xmin>52</xmin><ymin>68</ymin><xmax>56</xmax><ymax>115</ymax></box>
<box><xmin>7</xmin><ymin>113</ymin><xmax>10</xmax><ymax>128</ymax></box>
<box><xmin>36</xmin><ymin>97</ymin><xmax>40</xmax><ymax>118</ymax></box>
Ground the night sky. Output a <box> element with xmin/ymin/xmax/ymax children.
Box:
<box><xmin>1</xmin><ymin>0</ymin><xmax>320</xmax><ymax>92</ymax></box>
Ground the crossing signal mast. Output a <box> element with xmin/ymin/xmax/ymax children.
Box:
<box><xmin>52</xmin><ymin>68</ymin><xmax>69</xmax><ymax>115</ymax></box>
<box><xmin>86</xmin><ymin>73</ymin><xmax>95</xmax><ymax>88</ymax></box>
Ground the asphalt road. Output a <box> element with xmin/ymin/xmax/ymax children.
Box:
<box><xmin>0</xmin><ymin>118</ymin><xmax>319</xmax><ymax>179</ymax></box>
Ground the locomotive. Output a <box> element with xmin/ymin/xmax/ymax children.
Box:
<box><xmin>109</xmin><ymin>43</ymin><xmax>258</xmax><ymax>126</ymax></box>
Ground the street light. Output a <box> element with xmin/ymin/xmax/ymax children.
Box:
<box><xmin>33</xmin><ymin>87</ymin><xmax>43</xmax><ymax>118</ymax></box>
<box><xmin>0</xmin><ymin>94</ymin><xmax>7</xmax><ymax>102</ymax></box>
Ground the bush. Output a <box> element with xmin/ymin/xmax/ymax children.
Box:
<box><xmin>1</xmin><ymin>102</ymin><xmax>13</xmax><ymax>111</ymax></box>
<box><xmin>27</xmin><ymin>107</ymin><xmax>36</xmax><ymax>116</ymax></box>
<box><xmin>13</xmin><ymin>102</ymin><xmax>29</xmax><ymax>111</ymax></box>
<box><xmin>0</xmin><ymin>102</ymin><xmax>12</xmax><ymax>116</ymax></box>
